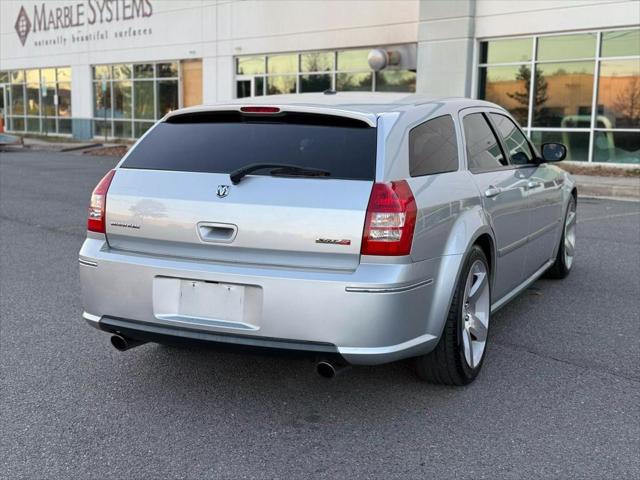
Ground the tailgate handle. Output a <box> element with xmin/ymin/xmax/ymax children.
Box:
<box><xmin>197</xmin><ymin>222</ymin><xmax>238</xmax><ymax>244</ymax></box>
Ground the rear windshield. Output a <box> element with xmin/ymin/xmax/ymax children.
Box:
<box><xmin>121</xmin><ymin>111</ymin><xmax>377</xmax><ymax>180</ymax></box>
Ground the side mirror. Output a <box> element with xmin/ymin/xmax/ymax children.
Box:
<box><xmin>541</xmin><ymin>142</ymin><xmax>567</xmax><ymax>162</ymax></box>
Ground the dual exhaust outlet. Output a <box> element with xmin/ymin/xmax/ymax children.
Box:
<box><xmin>109</xmin><ymin>334</ymin><xmax>349</xmax><ymax>378</ymax></box>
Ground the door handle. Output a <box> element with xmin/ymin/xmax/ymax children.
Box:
<box><xmin>526</xmin><ymin>181</ymin><xmax>541</xmax><ymax>190</ymax></box>
<box><xmin>197</xmin><ymin>222</ymin><xmax>238</xmax><ymax>243</ymax></box>
<box><xmin>485</xmin><ymin>186</ymin><xmax>502</xmax><ymax>198</ymax></box>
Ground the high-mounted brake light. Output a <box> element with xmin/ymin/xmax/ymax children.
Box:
<box><xmin>240</xmin><ymin>106</ymin><xmax>281</xmax><ymax>114</ymax></box>
<box><xmin>87</xmin><ymin>169</ymin><xmax>116</xmax><ymax>233</ymax></box>
<box><xmin>361</xmin><ymin>180</ymin><xmax>417</xmax><ymax>256</ymax></box>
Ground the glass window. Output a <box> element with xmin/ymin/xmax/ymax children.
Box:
<box><xmin>530</xmin><ymin>130</ymin><xmax>589</xmax><ymax>162</ymax></box>
<box><xmin>122</xmin><ymin>113</ymin><xmax>377</xmax><ymax>180</ymax></box>
<box><xmin>0</xmin><ymin>71</ymin><xmax>8</xmax><ymax>83</ymax></box>
<box><xmin>94</xmin><ymin>65</ymin><xmax>110</xmax><ymax>80</ymax></box>
<box><xmin>533</xmin><ymin>61</ymin><xmax>594</xmax><ymax>127</ymax></box>
<box><xmin>134</xmin><ymin>81</ymin><xmax>154</xmax><ymax>119</ymax></box>
<box><xmin>94</xmin><ymin>119</ymin><xmax>111</xmax><ymax>138</ymax></box>
<box><xmin>10</xmin><ymin>85</ymin><xmax>25</xmax><ymax>115</ymax></box>
<box><xmin>112</xmin><ymin>64</ymin><xmax>132</xmax><ymax>80</ymax></box>
<box><xmin>236</xmin><ymin>56</ymin><xmax>265</xmax><ymax>75</ymax></box>
<box><xmin>27</xmin><ymin>117</ymin><xmax>40</xmax><ymax>132</ymax></box>
<box><xmin>537</xmin><ymin>33</ymin><xmax>597</xmax><ymax>61</ymax></box>
<box><xmin>57</xmin><ymin>82</ymin><xmax>71</xmax><ymax>117</ymax></box>
<box><xmin>134</xmin><ymin>121</ymin><xmax>153</xmax><ymax>138</ymax></box>
<box><xmin>42</xmin><ymin>84</ymin><xmax>56</xmax><ymax>116</ymax></box>
<box><xmin>255</xmin><ymin>76</ymin><xmax>265</xmax><ymax>96</ymax></box>
<box><xmin>236</xmin><ymin>80</ymin><xmax>251</xmax><ymax>98</ymax></box>
<box><xmin>267</xmin><ymin>55</ymin><xmax>297</xmax><ymax>74</ymax></box>
<box><xmin>157</xmin><ymin>80</ymin><xmax>179</xmax><ymax>117</ymax></box>
<box><xmin>58</xmin><ymin>119</ymin><xmax>72</xmax><ymax>134</ymax></box>
<box><xmin>26</xmin><ymin>83</ymin><xmax>39</xmax><ymax>115</ymax></box>
<box><xmin>12</xmin><ymin>117</ymin><xmax>25</xmax><ymax>131</ymax></box>
<box><xmin>134</xmin><ymin>64</ymin><xmax>154</xmax><ymax>78</ymax></box>
<box><xmin>336</xmin><ymin>72</ymin><xmax>372</xmax><ymax>91</ymax></box>
<box><xmin>478</xmin><ymin>65</ymin><xmax>529</xmax><ymax>126</ymax></box>
<box><xmin>597</xmin><ymin>59</ymin><xmax>640</xmax><ymax>128</ymax></box>
<box><xmin>337</xmin><ymin>49</ymin><xmax>370</xmax><ymax>70</ymax></box>
<box><xmin>40</xmin><ymin>68</ymin><xmax>56</xmax><ymax>83</ymax></box>
<box><xmin>299</xmin><ymin>74</ymin><xmax>331</xmax><ymax>93</ymax></box>
<box><xmin>409</xmin><ymin>115</ymin><xmax>459</xmax><ymax>176</ymax></box>
<box><xmin>602</xmin><ymin>29</ymin><xmax>640</xmax><ymax>57</ymax></box>
<box><xmin>113</xmin><ymin>120</ymin><xmax>133</xmax><ymax>138</ymax></box>
<box><xmin>56</xmin><ymin>67</ymin><xmax>71</xmax><ymax>82</ymax></box>
<box><xmin>157</xmin><ymin>62</ymin><xmax>178</xmax><ymax>78</ymax></box>
<box><xmin>11</xmin><ymin>70</ymin><xmax>25</xmax><ymax>83</ymax></box>
<box><xmin>480</xmin><ymin>38</ymin><xmax>532</xmax><ymax>64</ymax></box>
<box><xmin>463</xmin><ymin>113</ymin><xmax>507</xmax><ymax>171</ymax></box>
<box><xmin>42</xmin><ymin>117</ymin><xmax>55</xmax><ymax>133</ymax></box>
<box><xmin>112</xmin><ymin>81</ymin><xmax>132</xmax><ymax>119</ymax></box>
<box><xmin>375</xmin><ymin>70</ymin><xmax>416</xmax><ymax>92</ymax></box>
<box><xmin>94</xmin><ymin>82</ymin><xmax>111</xmax><ymax>118</ymax></box>
<box><xmin>592</xmin><ymin>130</ymin><xmax>640</xmax><ymax>163</ymax></box>
<box><xmin>25</xmin><ymin>69</ymin><xmax>40</xmax><ymax>84</ymax></box>
<box><xmin>489</xmin><ymin>113</ymin><xmax>534</xmax><ymax>165</ymax></box>
<box><xmin>266</xmin><ymin>75</ymin><xmax>296</xmax><ymax>95</ymax></box>
<box><xmin>301</xmin><ymin>52</ymin><xmax>333</xmax><ymax>72</ymax></box>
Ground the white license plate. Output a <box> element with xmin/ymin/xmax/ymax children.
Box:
<box><xmin>178</xmin><ymin>280</ymin><xmax>245</xmax><ymax>322</ymax></box>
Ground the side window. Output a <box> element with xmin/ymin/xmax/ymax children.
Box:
<box><xmin>462</xmin><ymin>113</ymin><xmax>507</xmax><ymax>172</ymax></box>
<box><xmin>489</xmin><ymin>113</ymin><xmax>534</xmax><ymax>165</ymax></box>
<box><xmin>409</xmin><ymin>115</ymin><xmax>459</xmax><ymax>177</ymax></box>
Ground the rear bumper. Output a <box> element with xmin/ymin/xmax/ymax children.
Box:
<box><xmin>80</xmin><ymin>238</ymin><xmax>461</xmax><ymax>365</ymax></box>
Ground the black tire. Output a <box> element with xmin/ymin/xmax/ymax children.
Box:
<box><xmin>545</xmin><ymin>195</ymin><xmax>576</xmax><ymax>279</ymax></box>
<box><xmin>414</xmin><ymin>245</ymin><xmax>490</xmax><ymax>385</ymax></box>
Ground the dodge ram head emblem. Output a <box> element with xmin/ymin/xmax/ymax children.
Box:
<box><xmin>216</xmin><ymin>185</ymin><xmax>230</xmax><ymax>198</ymax></box>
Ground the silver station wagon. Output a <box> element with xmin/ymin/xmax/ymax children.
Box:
<box><xmin>80</xmin><ymin>93</ymin><xmax>576</xmax><ymax>385</ymax></box>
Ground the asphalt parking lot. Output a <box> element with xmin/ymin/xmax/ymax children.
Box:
<box><xmin>1</xmin><ymin>150</ymin><xmax>639</xmax><ymax>479</ymax></box>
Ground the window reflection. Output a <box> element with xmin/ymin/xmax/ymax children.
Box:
<box><xmin>593</xmin><ymin>131</ymin><xmax>640</xmax><ymax>163</ymax></box>
<box><xmin>299</xmin><ymin>74</ymin><xmax>331</xmax><ymax>93</ymax></box>
<box><xmin>112</xmin><ymin>81</ymin><xmax>132</xmax><ymax>119</ymax></box>
<box><xmin>267</xmin><ymin>55</ymin><xmax>297</xmax><ymax>74</ymax></box>
<box><xmin>375</xmin><ymin>70</ymin><xmax>416</xmax><ymax>92</ymax></box>
<box><xmin>337</xmin><ymin>49</ymin><xmax>369</xmax><ymax>70</ymax></box>
<box><xmin>301</xmin><ymin>52</ymin><xmax>333</xmax><ymax>72</ymax></box>
<box><xmin>530</xmin><ymin>131</ymin><xmax>590</xmax><ymax>162</ymax></box>
<box><xmin>537</xmin><ymin>33</ymin><xmax>597</xmax><ymax>61</ymax></box>
<box><xmin>533</xmin><ymin>62</ymin><xmax>594</xmax><ymax>127</ymax></box>
<box><xmin>479</xmin><ymin>38</ymin><xmax>532</xmax><ymax>64</ymax></box>
<box><xmin>478</xmin><ymin>65</ymin><xmax>529</xmax><ymax>125</ymax></box>
<box><xmin>598</xmin><ymin>59</ymin><xmax>640</xmax><ymax>128</ymax></box>
<box><xmin>602</xmin><ymin>29</ymin><xmax>640</xmax><ymax>57</ymax></box>
<box><xmin>236</xmin><ymin>56</ymin><xmax>265</xmax><ymax>75</ymax></box>
<box><xmin>266</xmin><ymin>75</ymin><xmax>296</xmax><ymax>94</ymax></box>
<box><xmin>336</xmin><ymin>72</ymin><xmax>371</xmax><ymax>91</ymax></box>
<box><xmin>157</xmin><ymin>80</ymin><xmax>178</xmax><ymax>116</ymax></box>
<box><xmin>134</xmin><ymin>81</ymin><xmax>154</xmax><ymax>119</ymax></box>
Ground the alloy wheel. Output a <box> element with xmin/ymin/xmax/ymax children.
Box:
<box><xmin>461</xmin><ymin>260</ymin><xmax>490</xmax><ymax>369</ymax></box>
<box><xmin>564</xmin><ymin>199</ymin><xmax>577</xmax><ymax>270</ymax></box>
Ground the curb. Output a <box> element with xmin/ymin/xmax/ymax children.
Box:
<box><xmin>578</xmin><ymin>185</ymin><xmax>640</xmax><ymax>201</ymax></box>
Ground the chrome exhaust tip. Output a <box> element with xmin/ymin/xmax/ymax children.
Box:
<box><xmin>110</xmin><ymin>334</ymin><xmax>146</xmax><ymax>352</ymax></box>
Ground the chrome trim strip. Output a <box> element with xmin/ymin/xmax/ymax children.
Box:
<box><xmin>79</xmin><ymin>258</ymin><xmax>98</xmax><ymax>267</ymax></box>
<box><xmin>338</xmin><ymin>333</ymin><xmax>437</xmax><ymax>356</ymax></box>
<box><xmin>345</xmin><ymin>278</ymin><xmax>433</xmax><ymax>293</ymax></box>
<box><xmin>491</xmin><ymin>258</ymin><xmax>555</xmax><ymax>313</ymax></box>
<box><xmin>498</xmin><ymin>220</ymin><xmax>561</xmax><ymax>257</ymax></box>
<box><xmin>82</xmin><ymin>311</ymin><xmax>102</xmax><ymax>323</ymax></box>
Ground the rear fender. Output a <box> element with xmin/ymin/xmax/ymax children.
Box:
<box><xmin>424</xmin><ymin>207</ymin><xmax>496</xmax><ymax>343</ymax></box>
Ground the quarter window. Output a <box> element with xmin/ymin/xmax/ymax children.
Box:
<box><xmin>409</xmin><ymin>115</ymin><xmax>459</xmax><ymax>177</ymax></box>
<box><xmin>489</xmin><ymin>113</ymin><xmax>534</xmax><ymax>165</ymax></box>
<box><xmin>463</xmin><ymin>113</ymin><xmax>507</xmax><ymax>171</ymax></box>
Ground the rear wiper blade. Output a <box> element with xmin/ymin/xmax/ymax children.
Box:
<box><xmin>230</xmin><ymin>163</ymin><xmax>331</xmax><ymax>184</ymax></box>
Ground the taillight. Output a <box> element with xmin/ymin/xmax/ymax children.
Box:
<box><xmin>361</xmin><ymin>180</ymin><xmax>417</xmax><ymax>256</ymax></box>
<box><xmin>240</xmin><ymin>106</ymin><xmax>280</xmax><ymax>114</ymax></box>
<box><xmin>87</xmin><ymin>169</ymin><xmax>116</xmax><ymax>233</ymax></box>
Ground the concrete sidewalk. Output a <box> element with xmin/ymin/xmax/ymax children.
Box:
<box><xmin>575</xmin><ymin>174</ymin><xmax>640</xmax><ymax>201</ymax></box>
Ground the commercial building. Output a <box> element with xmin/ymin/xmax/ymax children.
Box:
<box><xmin>0</xmin><ymin>0</ymin><xmax>638</xmax><ymax>163</ymax></box>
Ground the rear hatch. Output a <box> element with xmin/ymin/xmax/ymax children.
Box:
<box><xmin>105</xmin><ymin>109</ymin><xmax>377</xmax><ymax>271</ymax></box>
